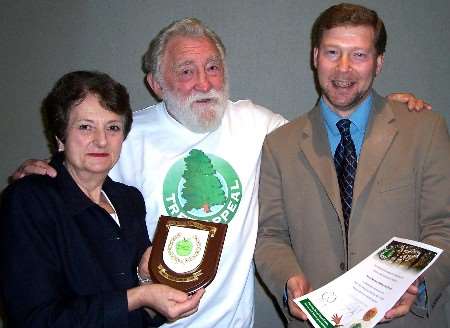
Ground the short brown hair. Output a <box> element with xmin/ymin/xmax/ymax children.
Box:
<box><xmin>311</xmin><ymin>3</ymin><xmax>387</xmax><ymax>55</ymax></box>
<box><xmin>42</xmin><ymin>71</ymin><xmax>132</xmax><ymax>154</ymax></box>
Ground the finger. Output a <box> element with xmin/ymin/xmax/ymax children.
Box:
<box><xmin>287</xmin><ymin>285</ymin><xmax>312</xmax><ymax>300</ymax></box>
<box><xmin>416</xmin><ymin>100</ymin><xmax>425</xmax><ymax>111</ymax></box>
<box><xmin>167</xmin><ymin>306</ymin><xmax>199</xmax><ymax>322</ymax></box>
<box><xmin>11</xmin><ymin>170</ymin><xmax>26</xmax><ymax>181</ymax></box>
<box><xmin>407</xmin><ymin>99</ymin><xmax>432</xmax><ymax>112</ymax></box>
<box><xmin>384</xmin><ymin>290</ymin><xmax>417</xmax><ymax>320</ymax></box>
<box><xmin>22</xmin><ymin>161</ymin><xmax>57</xmax><ymax>177</ymax></box>
<box><xmin>287</xmin><ymin>281</ymin><xmax>308</xmax><ymax>299</ymax></box>
<box><xmin>410</xmin><ymin>99</ymin><xmax>424</xmax><ymax>112</ymax></box>
<box><xmin>183</xmin><ymin>289</ymin><xmax>204</xmax><ymax>308</ymax></box>
<box><xmin>172</xmin><ymin>287</ymin><xmax>204</xmax><ymax>304</ymax></box>
<box><xmin>406</xmin><ymin>284</ymin><xmax>419</xmax><ymax>295</ymax></box>
<box><xmin>143</xmin><ymin>247</ymin><xmax>152</xmax><ymax>262</ymax></box>
<box><xmin>407</xmin><ymin>99</ymin><xmax>416</xmax><ymax>111</ymax></box>
<box><xmin>387</xmin><ymin>92</ymin><xmax>408</xmax><ymax>102</ymax></box>
<box><xmin>188</xmin><ymin>288</ymin><xmax>205</xmax><ymax>303</ymax></box>
<box><xmin>172</xmin><ymin>289</ymin><xmax>205</xmax><ymax>316</ymax></box>
<box><xmin>178</xmin><ymin>304</ymin><xmax>200</xmax><ymax>318</ymax></box>
<box><xmin>139</xmin><ymin>247</ymin><xmax>153</xmax><ymax>276</ymax></box>
<box><xmin>288</xmin><ymin>301</ymin><xmax>308</xmax><ymax>320</ymax></box>
<box><xmin>384</xmin><ymin>303</ymin><xmax>410</xmax><ymax>320</ymax></box>
<box><xmin>396</xmin><ymin>94</ymin><xmax>410</xmax><ymax>102</ymax></box>
<box><xmin>406</xmin><ymin>98</ymin><xmax>419</xmax><ymax>111</ymax></box>
<box><xmin>12</xmin><ymin>165</ymin><xmax>47</xmax><ymax>180</ymax></box>
<box><xmin>167</xmin><ymin>290</ymin><xmax>190</xmax><ymax>303</ymax></box>
<box><xmin>414</xmin><ymin>99</ymin><xmax>432</xmax><ymax>112</ymax></box>
<box><xmin>23</xmin><ymin>159</ymin><xmax>49</xmax><ymax>169</ymax></box>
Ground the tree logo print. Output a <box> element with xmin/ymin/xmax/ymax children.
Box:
<box><xmin>181</xmin><ymin>149</ymin><xmax>226</xmax><ymax>213</ymax></box>
<box><xmin>163</xmin><ymin>149</ymin><xmax>242</xmax><ymax>224</ymax></box>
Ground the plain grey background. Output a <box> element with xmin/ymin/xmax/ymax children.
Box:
<box><xmin>1</xmin><ymin>0</ymin><xmax>449</xmax><ymax>327</ymax></box>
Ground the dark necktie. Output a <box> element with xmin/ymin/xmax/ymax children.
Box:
<box><xmin>334</xmin><ymin>119</ymin><xmax>357</xmax><ymax>238</ymax></box>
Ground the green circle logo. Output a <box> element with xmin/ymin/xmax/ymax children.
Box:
<box><xmin>175</xmin><ymin>238</ymin><xmax>193</xmax><ymax>256</ymax></box>
<box><xmin>163</xmin><ymin>149</ymin><xmax>242</xmax><ymax>224</ymax></box>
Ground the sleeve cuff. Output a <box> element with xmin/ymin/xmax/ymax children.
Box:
<box><xmin>411</xmin><ymin>280</ymin><xmax>428</xmax><ymax>318</ymax></box>
<box><xmin>283</xmin><ymin>283</ymin><xmax>288</xmax><ymax>306</ymax></box>
<box><xmin>103</xmin><ymin>290</ymin><xmax>129</xmax><ymax>326</ymax></box>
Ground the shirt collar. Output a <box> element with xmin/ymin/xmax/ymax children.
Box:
<box><xmin>320</xmin><ymin>93</ymin><xmax>373</xmax><ymax>135</ymax></box>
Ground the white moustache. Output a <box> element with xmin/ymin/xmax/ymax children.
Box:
<box><xmin>187</xmin><ymin>90</ymin><xmax>221</xmax><ymax>103</ymax></box>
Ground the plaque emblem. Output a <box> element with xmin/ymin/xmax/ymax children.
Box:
<box><xmin>164</xmin><ymin>227</ymin><xmax>208</xmax><ymax>273</ymax></box>
<box><xmin>149</xmin><ymin>216</ymin><xmax>227</xmax><ymax>293</ymax></box>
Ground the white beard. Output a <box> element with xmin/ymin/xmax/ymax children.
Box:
<box><xmin>162</xmin><ymin>84</ymin><xmax>229</xmax><ymax>133</ymax></box>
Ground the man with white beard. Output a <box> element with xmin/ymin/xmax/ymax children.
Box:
<box><xmin>10</xmin><ymin>17</ymin><xmax>429</xmax><ymax>328</ymax></box>
<box><xmin>109</xmin><ymin>18</ymin><xmax>287</xmax><ymax>327</ymax></box>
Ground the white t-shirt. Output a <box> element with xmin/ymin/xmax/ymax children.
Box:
<box><xmin>110</xmin><ymin>99</ymin><xmax>287</xmax><ymax>328</ymax></box>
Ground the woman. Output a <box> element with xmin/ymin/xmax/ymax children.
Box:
<box><xmin>0</xmin><ymin>71</ymin><xmax>203</xmax><ymax>327</ymax></box>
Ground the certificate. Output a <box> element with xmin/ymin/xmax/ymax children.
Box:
<box><xmin>294</xmin><ymin>237</ymin><xmax>442</xmax><ymax>328</ymax></box>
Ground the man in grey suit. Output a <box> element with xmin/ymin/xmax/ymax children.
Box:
<box><xmin>254</xmin><ymin>3</ymin><xmax>450</xmax><ymax>327</ymax></box>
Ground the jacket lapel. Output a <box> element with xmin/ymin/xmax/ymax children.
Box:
<box><xmin>353</xmin><ymin>92</ymin><xmax>398</xmax><ymax>203</ymax></box>
<box><xmin>299</xmin><ymin>105</ymin><xmax>344</xmax><ymax>221</ymax></box>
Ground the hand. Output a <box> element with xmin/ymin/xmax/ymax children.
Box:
<box><xmin>137</xmin><ymin>246</ymin><xmax>152</xmax><ymax>284</ymax></box>
<box><xmin>10</xmin><ymin>159</ymin><xmax>57</xmax><ymax>181</ymax></box>
<box><xmin>130</xmin><ymin>285</ymin><xmax>205</xmax><ymax>321</ymax></box>
<box><xmin>381</xmin><ymin>279</ymin><xmax>420</xmax><ymax>322</ymax></box>
<box><xmin>286</xmin><ymin>274</ymin><xmax>313</xmax><ymax>320</ymax></box>
<box><xmin>387</xmin><ymin>92</ymin><xmax>432</xmax><ymax>112</ymax></box>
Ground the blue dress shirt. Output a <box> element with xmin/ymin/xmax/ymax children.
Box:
<box><xmin>320</xmin><ymin>94</ymin><xmax>372</xmax><ymax>159</ymax></box>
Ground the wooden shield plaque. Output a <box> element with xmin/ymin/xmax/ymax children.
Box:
<box><xmin>149</xmin><ymin>215</ymin><xmax>227</xmax><ymax>293</ymax></box>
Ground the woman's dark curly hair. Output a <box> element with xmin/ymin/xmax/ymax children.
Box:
<box><xmin>41</xmin><ymin>70</ymin><xmax>132</xmax><ymax>154</ymax></box>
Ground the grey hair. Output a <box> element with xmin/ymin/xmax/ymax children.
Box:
<box><xmin>142</xmin><ymin>17</ymin><xmax>226</xmax><ymax>81</ymax></box>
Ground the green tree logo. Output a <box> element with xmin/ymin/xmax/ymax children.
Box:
<box><xmin>181</xmin><ymin>149</ymin><xmax>226</xmax><ymax>213</ymax></box>
<box><xmin>163</xmin><ymin>149</ymin><xmax>242</xmax><ymax>224</ymax></box>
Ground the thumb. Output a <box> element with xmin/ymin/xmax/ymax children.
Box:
<box><xmin>167</xmin><ymin>288</ymin><xmax>190</xmax><ymax>303</ymax></box>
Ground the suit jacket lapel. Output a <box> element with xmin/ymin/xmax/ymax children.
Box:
<box><xmin>299</xmin><ymin>105</ymin><xmax>344</xmax><ymax>221</ymax></box>
<box><xmin>353</xmin><ymin>92</ymin><xmax>398</xmax><ymax>203</ymax></box>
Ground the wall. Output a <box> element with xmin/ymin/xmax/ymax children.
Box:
<box><xmin>1</xmin><ymin>1</ymin><xmax>449</xmax><ymax>326</ymax></box>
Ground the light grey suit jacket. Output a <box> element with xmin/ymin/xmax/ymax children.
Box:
<box><xmin>254</xmin><ymin>92</ymin><xmax>450</xmax><ymax>327</ymax></box>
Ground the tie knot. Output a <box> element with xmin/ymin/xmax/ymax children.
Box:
<box><xmin>336</xmin><ymin>119</ymin><xmax>351</xmax><ymax>136</ymax></box>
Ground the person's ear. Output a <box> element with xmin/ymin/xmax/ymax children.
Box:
<box><xmin>375</xmin><ymin>54</ymin><xmax>384</xmax><ymax>76</ymax></box>
<box><xmin>313</xmin><ymin>47</ymin><xmax>319</xmax><ymax>69</ymax></box>
<box><xmin>146</xmin><ymin>73</ymin><xmax>163</xmax><ymax>99</ymax></box>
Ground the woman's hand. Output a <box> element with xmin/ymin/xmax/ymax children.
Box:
<box><xmin>128</xmin><ymin>284</ymin><xmax>205</xmax><ymax>321</ymax></box>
